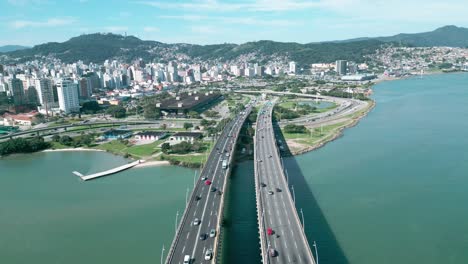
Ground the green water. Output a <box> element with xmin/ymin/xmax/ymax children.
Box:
<box><xmin>288</xmin><ymin>73</ymin><xmax>468</xmax><ymax>264</ymax></box>
<box><xmin>0</xmin><ymin>151</ymin><xmax>194</xmax><ymax>264</ymax></box>
<box><xmin>3</xmin><ymin>73</ymin><xmax>468</xmax><ymax>264</ymax></box>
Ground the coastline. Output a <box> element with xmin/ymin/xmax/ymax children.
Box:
<box><xmin>43</xmin><ymin>148</ymin><xmax>105</xmax><ymax>152</ymax></box>
<box><xmin>287</xmin><ymin>99</ymin><xmax>376</xmax><ymax>156</ymax></box>
<box><xmin>135</xmin><ymin>160</ymin><xmax>170</xmax><ymax>168</ymax></box>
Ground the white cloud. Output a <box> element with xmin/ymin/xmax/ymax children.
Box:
<box><xmin>7</xmin><ymin>0</ymin><xmax>47</xmax><ymax>5</ymax></box>
<box><xmin>143</xmin><ymin>26</ymin><xmax>160</xmax><ymax>32</ymax></box>
<box><xmin>10</xmin><ymin>17</ymin><xmax>75</xmax><ymax>29</ymax></box>
<box><xmin>191</xmin><ymin>25</ymin><xmax>217</xmax><ymax>34</ymax></box>
<box><xmin>159</xmin><ymin>15</ymin><xmax>302</xmax><ymax>26</ymax></box>
<box><xmin>103</xmin><ymin>26</ymin><xmax>129</xmax><ymax>32</ymax></box>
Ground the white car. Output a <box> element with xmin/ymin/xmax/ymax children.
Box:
<box><xmin>201</xmin><ymin>177</ymin><xmax>207</xmax><ymax>181</ymax></box>
<box><xmin>204</xmin><ymin>249</ymin><xmax>213</xmax><ymax>260</ymax></box>
<box><xmin>184</xmin><ymin>255</ymin><xmax>191</xmax><ymax>264</ymax></box>
<box><xmin>193</xmin><ymin>218</ymin><xmax>200</xmax><ymax>226</ymax></box>
<box><xmin>209</xmin><ymin>229</ymin><xmax>216</xmax><ymax>238</ymax></box>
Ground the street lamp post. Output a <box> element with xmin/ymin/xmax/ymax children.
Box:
<box><xmin>300</xmin><ymin>208</ymin><xmax>305</xmax><ymax>232</ymax></box>
<box><xmin>175</xmin><ymin>210</ymin><xmax>179</xmax><ymax>234</ymax></box>
<box><xmin>160</xmin><ymin>244</ymin><xmax>165</xmax><ymax>264</ymax></box>
<box><xmin>313</xmin><ymin>241</ymin><xmax>319</xmax><ymax>264</ymax></box>
<box><xmin>291</xmin><ymin>185</ymin><xmax>295</xmax><ymax>205</ymax></box>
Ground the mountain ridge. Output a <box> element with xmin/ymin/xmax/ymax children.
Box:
<box><xmin>0</xmin><ymin>33</ymin><xmax>384</xmax><ymax>65</ymax></box>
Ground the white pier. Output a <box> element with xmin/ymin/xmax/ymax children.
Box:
<box><xmin>73</xmin><ymin>160</ymin><xmax>142</xmax><ymax>181</ymax></box>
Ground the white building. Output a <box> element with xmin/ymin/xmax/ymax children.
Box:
<box><xmin>289</xmin><ymin>61</ymin><xmax>297</xmax><ymax>74</ymax></box>
<box><xmin>57</xmin><ymin>78</ymin><xmax>80</xmax><ymax>114</ymax></box>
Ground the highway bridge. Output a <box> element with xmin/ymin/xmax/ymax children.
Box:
<box><xmin>235</xmin><ymin>90</ymin><xmax>368</xmax><ymax>127</ymax></box>
<box><xmin>254</xmin><ymin>100</ymin><xmax>316</xmax><ymax>263</ymax></box>
<box><xmin>165</xmin><ymin>104</ymin><xmax>253</xmax><ymax>264</ymax></box>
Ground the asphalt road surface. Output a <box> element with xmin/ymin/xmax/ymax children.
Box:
<box><xmin>255</xmin><ymin>100</ymin><xmax>316</xmax><ymax>264</ymax></box>
<box><xmin>166</xmin><ymin>105</ymin><xmax>253</xmax><ymax>264</ymax></box>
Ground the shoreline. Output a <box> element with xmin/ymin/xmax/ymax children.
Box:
<box><xmin>135</xmin><ymin>160</ymin><xmax>170</xmax><ymax>168</ymax></box>
<box><xmin>287</xmin><ymin>100</ymin><xmax>376</xmax><ymax>156</ymax></box>
<box><xmin>43</xmin><ymin>148</ymin><xmax>105</xmax><ymax>152</ymax></box>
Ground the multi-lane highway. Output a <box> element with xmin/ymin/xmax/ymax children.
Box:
<box><xmin>166</xmin><ymin>104</ymin><xmax>253</xmax><ymax>264</ymax></box>
<box><xmin>254</xmin><ymin>100</ymin><xmax>316</xmax><ymax>264</ymax></box>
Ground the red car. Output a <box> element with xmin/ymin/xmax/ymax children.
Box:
<box><xmin>267</xmin><ymin>227</ymin><xmax>273</xmax><ymax>236</ymax></box>
<box><xmin>205</xmin><ymin>180</ymin><xmax>212</xmax><ymax>185</ymax></box>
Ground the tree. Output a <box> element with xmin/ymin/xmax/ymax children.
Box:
<box><xmin>81</xmin><ymin>101</ymin><xmax>101</xmax><ymax>114</ymax></box>
<box><xmin>59</xmin><ymin>135</ymin><xmax>73</xmax><ymax>146</ymax></box>
<box><xmin>284</xmin><ymin>124</ymin><xmax>308</xmax><ymax>134</ymax></box>
<box><xmin>187</xmin><ymin>111</ymin><xmax>201</xmax><ymax>119</ymax></box>
<box><xmin>106</xmin><ymin>105</ymin><xmax>126</xmax><ymax>118</ymax></box>
<box><xmin>34</xmin><ymin>113</ymin><xmax>46</xmax><ymax>124</ymax></box>
<box><xmin>51</xmin><ymin>135</ymin><xmax>60</xmax><ymax>142</ymax></box>
<box><xmin>160</xmin><ymin>123</ymin><xmax>167</xmax><ymax>130</ymax></box>
<box><xmin>143</xmin><ymin>104</ymin><xmax>160</xmax><ymax>120</ymax></box>
<box><xmin>161</xmin><ymin>143</ymin><xmax>171</xmax><ymax>154</ymax></box>
<box><xmin>184</xmin><ymin>122</ymin><xmax>194</xmax><ymax>130</ymax></box>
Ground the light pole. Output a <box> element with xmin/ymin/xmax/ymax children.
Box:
<box><xmin>291</xmin><ymin>185</ymin><xmax>295</xmax><ymax>205</ymax></box>
<box><xmin>300</xmin><ymin>208</ymin><xmax>305</xmax><ymax>232</ymax></box>
<box><xmin>175</xmin><ymin>210</ymin><xmax>179</xmax><ymax>234</ymax></box>
<box><xmin>313</xmin><ymin>241</ymin><xmax>319</xmax><ymax>264</ymax></box>
<box><xmin>193</xmin><ymin>170</ymin><xmax>197</xmax><ymax>188</ymax></box>
<box><xmin>160</xmin><ymin>244</ymin><xmax>165</xmax><ymax>264</ymax></box>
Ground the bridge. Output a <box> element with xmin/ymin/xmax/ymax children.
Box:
<box><xmin>254</xmin><ymin>100</ymin><xmax>316</xmax><ymax>263</ymax></box>
<box><xmin>165</xmin><ymin>104</ymin><xmax>253</xmax><ymax>264</ymax></box>
<box><xmin>235</xmin><ymin>90</ymin><xmax>368</xmax><ymax>127</ymax></box>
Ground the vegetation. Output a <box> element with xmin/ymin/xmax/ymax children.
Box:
<box><xmin>143</xmin><ymin>104</ymin><xmax>161</xmax><ymax>120</ymax></box>
<box><xmin>161</xmin><ymin>141</ymin><xmax>207</xmax><ymax>155</ymax></box>
<box><xmin>274</xmin><ymin>105</ymin><xmax>300</xmax><ymax>120</ymax></box>
<box><xmin>81</xmin><ymin>101</ymin><xmax>101</xmax><ymax>114</ymax></box>
<box><xmin>183</xmin><ymin>122</ymin><xmax>194</xmax><ymax>130</ymax></box>
<box><xmin>284</xmin><ymin>124</ymin><xmax>308</xmax><ymax>134</ymax></box>
<box><xmin>106</xmin><ymin>105</ymin><xmax>126</xmax><ymax>118</ymax></box>
<box><xmin>0</xmin><ymin>137</ymin><xmax>50</xmax><ymax>156</ymax></box>
<box><xmin>3</xmin><ymin>33</ymin><xmax>385</xmax><ymax>66</ymax></box>
<box><xmin>53</xmin><ymin>134</ymin><xmax>95</xmax><ymax>147</ymax></box>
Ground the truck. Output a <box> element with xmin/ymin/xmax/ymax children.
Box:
<box><xmin>222</xmin><ymin>159</ymin><xmax>228</xmax><ymax>169</ymax></box>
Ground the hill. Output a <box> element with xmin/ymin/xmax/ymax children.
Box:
<box><xmin>1</xmin><ymin>33</ymin><xmax>385</xmax><ymax>66</ymax></box>
<box><xmin>0</xmin><ymin>45</ymin><xmax>30</xmax><ymax>53</ymax></box>
<box><xmin>341</xmin><ymin>25</ymin><xmax>468</xmax><ymax>47</ymax></box>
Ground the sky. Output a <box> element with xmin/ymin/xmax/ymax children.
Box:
<box><xmin>1</xmin><ymin>0</ymin><xmax>468</xmax><ymax>46</ymax></box>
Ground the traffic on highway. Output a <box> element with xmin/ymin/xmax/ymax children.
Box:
<box><xmin>166</xmin><ymin>102</ymin><xmax>254</xmax><ymax>264</ymax></box>
<box><xmin>255</xmin><ymin>100</ymin><xmax>316</xmax><ymax>264</ymax></box>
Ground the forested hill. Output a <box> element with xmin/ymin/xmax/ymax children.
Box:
<box><xmin>1</xmin><ymin>33</ymin><xmax>385</xmax><ymax>65</ymax></box>
<box><xmin>338</xmin><ymin>25</ymin><xmax>468</xmax><ymax>47</ymax></box>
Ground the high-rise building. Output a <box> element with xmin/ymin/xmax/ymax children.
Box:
<box><xmin>78</xmin><ymin>77</ymin><xmax>92</xmax><ymax>99</ymax></box>
<box><xmin>255</xmin><ymin>65</ymin><xmax>264</xmax><ymax>76</ymax></box>
<box><xmin>57</xmin><ymin>78</ymin><xmax>80</xmax><ymax>114</ymax></box>
<box><xmin>35</xmin><ymin>78</ymin><xmax>55</xmax><ymax>106</ymax></box>
<box><xmin>289</xmin><ymin>61</ymin><xmax>297</xmax><ymax>74</ymax></box>
<box><xmin>26</xmin><ymin>86</ymin><xmax>39</xmax><ymax>105</ymax></box>
<box><xmin>8</xmin><ymin>77</ymin><xmax>25</xmax><ymax>105</ymax></box>
<box><xmin>336</xmin><ymin>60</ymin><xmax>348</xmax><ymax>75</ymax></box>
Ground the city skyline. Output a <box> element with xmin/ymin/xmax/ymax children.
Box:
<box><xmin>2</xmin><ymin>0</ymin><xmax>468</xmax><ymax>46</ymax></box>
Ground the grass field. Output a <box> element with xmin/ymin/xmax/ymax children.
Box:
<box><xmin>282</xmin><ymin>121</ymin><xmax>349</xmax><ymax>145</ymax></box>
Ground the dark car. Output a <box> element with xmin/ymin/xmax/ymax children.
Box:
<box><xmin>195</xmin><ymin>195</ymin><xmax>201</xmax><ymax>201</ymax></box>
<box><xmin>199</xmin><ymin>233</ymin><xmax>207</xmax><ymax>240</ymax></box>
<box><xmin>260</xmin><ymin>182</ymin><xmax>267</xmax><ymax>187</ymax></box>
<box><xmin>275</xmin><ymin>188</ymin><xmax>281</xmax><ymax>192</ymax></box>
<box><xmin>211</xmin><ymin>187</ymin><xmax>217</xmax><ymax>192</ymax></box>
